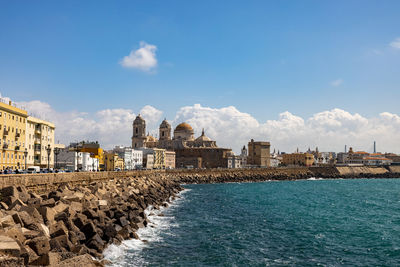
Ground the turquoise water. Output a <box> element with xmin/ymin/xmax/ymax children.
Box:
<box><xmin>105</xmin><ymin>179</ymin><xmax>400</xmax><ymax>266</ymax></box>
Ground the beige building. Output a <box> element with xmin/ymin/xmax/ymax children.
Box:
<box><xmin>282</xmin><ymin>153</ymin><xmax>314</xmax><ymax>167</ymax></box>
<box><xmin>26</xmin><ymin>116</ymin><xmax>55</xmax><ymax>168</ymax></box>
<box><xmin>139</xmin><ymin>148</ymin><xmax>166</xmax><ymax>169</ymax></box>
<box><xmin>247</xmin><ymin>139</ymin><xmax>271</xmax><ymax>167</ymax></box>
<box><xmin>0</xmin><ymin>100</ymin><xmax>28</xmax><ymax>170</ymax></box>
<box><xmin>165</xmin><ymin>150</ymin><xmax>176</xmax><ymax>169</ymax></box>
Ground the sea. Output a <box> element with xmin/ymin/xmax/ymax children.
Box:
<box><xmin>104</xmin><ymin>178</ymin><xmax>400</xmax><ymax>266</ymax></box>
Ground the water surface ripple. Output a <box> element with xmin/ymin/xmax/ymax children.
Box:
<box><xmin>106</xmin><ymin>178</ymin><xmax>400</xmax><ymax>266</ymax></box>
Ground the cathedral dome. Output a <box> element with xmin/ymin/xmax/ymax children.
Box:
<box><xmin>175</xmin><ymin>122</ymin><xmax>193</xmax><ymax>132</ymax></box>
<box><xmin>195</xmin><ymin>129</ymin><xmax>211</xmax><ymax>142</ymax></box>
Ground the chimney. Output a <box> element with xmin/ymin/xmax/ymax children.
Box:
<box><xmin>8</xmin><ymin>100</ymin><xmax>12</xmax><ymax>105</ymax></box>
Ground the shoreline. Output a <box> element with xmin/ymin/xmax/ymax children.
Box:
<box><xmin>0</xmin><ymin>167</ymin><xmax>400</xmax><ymax>266</ymax></box>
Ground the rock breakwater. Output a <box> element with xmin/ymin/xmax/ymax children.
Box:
<box><xmin>0</xmin><ymin>175</ymin><xmax>182</xmax><ymax>266</ymax></box>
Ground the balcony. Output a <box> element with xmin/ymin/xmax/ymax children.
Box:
<box><xmin>34</xmin><ymin>138</ymin><xmax>40</xmax><ymax>144</ymax></box>
<box><xmin>35</xmin><ymin>128</ymin><xmax>41</xmax><ymax>135</ymax></box>
<box><xmin>15</xmin><ymin>132</ymin><xmax>20</xmax><ymax>139</ymax></box>
<box><xmin>3</xmin><ymin>144</ymin><xmax>8</xmax><ymax>149</ymax></box>
<box><xmin>15</xmin><ymin>146</ymin><xmax>20</xmax><ymax>151</ymax></box>
<box><xmin>3</xmin><ymin>130</ymin><xmax>8</xmax><ymax>136</ymax></box>
<box><xmin>34</xmin><ymin>150</ymin><xmax>41</xmax><ymax>155</ymax></box>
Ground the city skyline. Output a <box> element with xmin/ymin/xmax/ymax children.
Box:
<box><xmin>0</xmin><ymin>1</ymin><xmax>399</xmax><ymax>153</ymax></box>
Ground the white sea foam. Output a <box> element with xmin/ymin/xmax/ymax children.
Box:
<box><xmin>103</xmin><ymin>189</ymin><xmax>189</xmax><ymax>266</ymax></box>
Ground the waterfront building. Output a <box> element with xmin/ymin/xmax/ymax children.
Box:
<box><xmin>240</xmin><ymin>145</ymin><xmax>248</xmax><ymax>167</ymax></box>
<box><xmin>57</xmin><ymin>148</ymin><xmax>98</xmax><ymax>171</ymax></box>
<box><xmin>0</xmin><ymin>100</ymin><xmax>28</xmax><ymax>170</ymax></box>
<box><xmin>247</xmin><ymin>139</ymin><xmax>271</xmax><ymax>167</ymax></box>
<box><xmin>143</xmin><ymin>154</ymin><xmax>154</xmax><ymax>169</ymax></box>
<box><xmin>113</xmin><ymin>146</ymin><xmax>143</xmax><ymax>170</ymax></box>
<box><xmin>282</xmin><ymin>153</ymin><xmax>314</xmax><ymax>167</ymax></box>
<box><xmin>26</xmin><ymin>116</ymin><xmax>55</xmax><ymax>169</ymax></box>
<box><xmin>226</xmin><ymin>154</ymin><xmax>242</xmax><ymax>168</ymax></box>
<box><xmin>138</xmin><ymin>148</ymin><xmax>166</xmax><ymax>169</ymax></box>
<box><xmin>104</xmin><ymin>152</ymin><xmax>124</xmax><ymax>171</ymax></box>
<box><xmin>165</xmin><ymin>150</ymin><xmax>176</xmax><ymax>169</ymax></box>
<box><xmin>70</xmin><ymin>141</ymin><xmax>104</xmax><ymax>170</ymax></box>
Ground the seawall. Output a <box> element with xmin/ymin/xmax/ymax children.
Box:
<box><xmin>0</xmin><ymin>166</ymin><xmax>399</xmax><ymax>191</ymax></box>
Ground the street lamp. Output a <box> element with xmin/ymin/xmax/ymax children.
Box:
<box><xmin>24</xmin><ymin>148</ymin><xmax>28</xmax><ymax>170</ymax></box>
<box><xmin>54</xmin><ymin>147</ymin><xmax>60</xmax><ymax>170</ymax></box>
<box><xmin>46</xmin><ymin>144</ymin><xmax>51</xmax><ymax>170</ymax></box>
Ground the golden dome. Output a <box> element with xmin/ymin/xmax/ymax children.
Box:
<box><xmin>175</xmin><ymin>122</ymin><xmax>193</xmax><ymax>132</ymax></box>
<box><xmin>146</xmin><ymin>135</ymin><xmax>157</xmax><ymax>142</ymax></box>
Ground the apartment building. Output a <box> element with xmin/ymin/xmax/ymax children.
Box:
<box><xmin>0</xmin><ymin>100</ymin><xmax>28</xmax><ymax>170</ymax></box>
<box><xmin>26</xmin><ymin>116</ymin><xmax>55</xmax><ymax>168</ymax></box>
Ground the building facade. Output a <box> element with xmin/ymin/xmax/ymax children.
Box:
<box><xmin>0</xmin><ymin>100</ymin><xmax>28</xmax><ymax>170</ymax></box>
<box><xmin>165</xmin><ymin>150</ymin><xmax>176</xmax><ymax>169</ymax></box>
<box><xmin>26</xmin><ymin>116</ymin><xmax>55</xmax><ymax>169</ymax></box>
<box><xmin>282</xmin><ymin>153</ymin><xmax>314</xmax><ymax>166</ymax></box>
<box><xmin>104</xmin><ymin>152</ymin><xmax>124</xmax><ymax>171</ymax></box>
<box><xmin>247</xmin><ymin>139</ymin><xmax>271</xmax><ymax>167</ymax></box>
<box><xmin>113</xmin><ymin>146</ymin><xmax>143</xmax><ymax>170</ymax></box>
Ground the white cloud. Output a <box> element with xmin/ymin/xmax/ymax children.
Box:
<box><xmin>331</xmin><ymin>79</ymin><xmax>343</xmax><ymax>87</ymax></box>
<box><xmin>14</xmin><ymin>99</ymin><xmax>400</xmax><ymax>154</ymax></box>
<box><xmin>119</xmin><ymin>41</ymin><xmax>158</xmax><ymax>72</ymax></box>
<box><xmin>390</xmin><ymin>37</ymin><xmax>400</xmax><ymax>49</ymax></box>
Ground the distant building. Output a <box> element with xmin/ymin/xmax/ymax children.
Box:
<box><xmin>240</xmin><ymin>146</ymin><xmax>248</xmax><ymax>167</ymax></box>
<box><xmin>131</xmin><ymin>115</ymin><xmax>232</xmax><ymax>169</ymax></box>
<box><xmin>71</xmin><ymin>141</ymin><xmax>105</xmax><ymax>170</ymax></box>
<box><xmin>165</xmin><ymin>150</ymin><xmax>176</xmax><ymax>169</ymax></box>
<box><xmin>143</xmin><ymin>153</ymin><xmax>154</xmax><ymax>169</ymax></box>
<box><xmin>226</xmin><ymin>153</ymin><xmax>242</xmax><ymax>168</ymax></box>
<box><xmin>282</xmin><ymin>153</ymin><xmax>314</xmax><ymax>167</ymax></box>
<box><xmin>139</xmin><ymin>148</ymin><xmax>166</xmax><ymax>169</ymax></box>
<box><xmin>247</xmin><ymin>139</ymin><xmax>271</xmax><ymax>167</ymax></box>
<box><xmin>104</xmin><ymin>152</ymin><xmax>124</xmax><ymax>171</ymax></box>
<box><xmin>57</xmin><ymin>148</ymin><xmax>98</xmax><ymax>171</ymax></box>
<box><xmin>113</xmin><ymin>146</ymin><xmax>143</xmax><ymax>170</ymax></box>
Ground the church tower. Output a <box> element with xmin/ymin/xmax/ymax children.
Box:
<box><xmin>132</xmin><ymin>114</ymin><xmax>147</xmax><ymax>148</ymax></box>
<box><xmin>159</xmin><ymin>119</ymin><xmax>171</xmax><ymax>140</ymax></box>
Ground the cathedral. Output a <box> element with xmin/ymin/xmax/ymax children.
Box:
<box><xmin>131</xmin><ymin>115</ymin><xmax>232</xmax><ymax>168</ymax></box>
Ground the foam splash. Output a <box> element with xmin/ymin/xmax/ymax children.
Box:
<box><xmin>103</xmin><ymin>189</ymin><xmax>189</xmax><ymax>266</ymax></box>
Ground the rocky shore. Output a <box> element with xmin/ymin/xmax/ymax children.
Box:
<box><xmin>0</xmin><ymin>175</ymin><xmax>182</xmax><ymax>266</ymax></box>
<box><xmin>0</xmin><ymin>167</ymin><xmax>400</xmax><ymax>266</ymax></box>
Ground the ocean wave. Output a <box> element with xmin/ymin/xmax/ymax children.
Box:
<box><xmin>103</xmin><ymin>189</ymin><xmax>188</xmax><ymax>266</ymax></box>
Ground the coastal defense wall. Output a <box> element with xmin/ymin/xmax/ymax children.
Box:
<box><xmin>336</xmin><ymin>166</ymin><xmax>388</xmax><ymax>175</ymax></box>
<box><xmin>0</xmin><ymin>166</ymin><xmax>398</xmax><ymax>191</ymax></box>
<box><xmin>0</xmin><ymin>170</ymin><xmax>160</xmax><ymax>192</ymax></box>
<box><xmin>388</xmin><ymin>166</ymin><xmax>400</xmax><ymax>173</ymax></box>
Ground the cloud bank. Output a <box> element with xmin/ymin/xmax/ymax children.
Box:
<box><xmin>119</xmin><ymin>41</ymin><xmax>158</xmax><ymax>72</ymax></box>
<box><xmin>17</xmin><ymin>100</ymin><xmax>400</xmax><ymax>154</ymax></box>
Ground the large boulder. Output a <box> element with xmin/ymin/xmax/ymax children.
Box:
<box><xmin>0</xmin><ymin>235</ymin><xmax>21</xmax><ymax>257</ymax></box>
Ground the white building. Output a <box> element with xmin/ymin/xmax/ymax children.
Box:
<box><xmin>113</xmin><ymin>146</ymin><xmax>143</xmax><ymax>170</ymax></box>
<box><xmin>57</xmin><ymin>149</ymin><xmax>98</xmax><ymax>171</ymax></box>
<box><xmin>227</xmin><ymin>154</ymin><xmax>242</xmax><ymax>168</ymax></box>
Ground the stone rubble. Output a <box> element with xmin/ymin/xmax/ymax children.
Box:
<box><xmin>0</xmin><ymin>175</ymin><xmax>183</xmax><ymax>266</ymax></box>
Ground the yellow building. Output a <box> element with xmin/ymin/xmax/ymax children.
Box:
<box><xmin>0</xmin><ymin>100</ymin><xmax>28</xmax><ymax>170</ymax></box>
<box><xmin>282</xmin><ymin>153</ymin><xmax>314</xmax><ymax>167</ymax></box>
<box><xmin>104</xmin><ymin>152</ymin><xmax>124</xmax><ymax>171</ymax></box>
<box><xmin>26</xmin><ymin>116</ymin><xmax>55</xmax><ymax>168</ymax></box>
<box><xmin>139</xmin><ymin>148</ymin><xmax>166</xmax><ymax>169</ymax></box>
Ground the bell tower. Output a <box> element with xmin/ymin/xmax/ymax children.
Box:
<box><xmin>132</xmin><ymin>114</ymin><xmax>147</xmax><ymax>148</ymax></box>
<box><xmin>159</xmin><ymin>119</ymin><xmax>171</xmax><ymax>141</ymax></box>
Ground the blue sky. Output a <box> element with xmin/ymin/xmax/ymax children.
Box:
<box><xmin>1</xmin><ymin>0</ymin><xmax>399</xmax><ymax>122</ymax></box>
